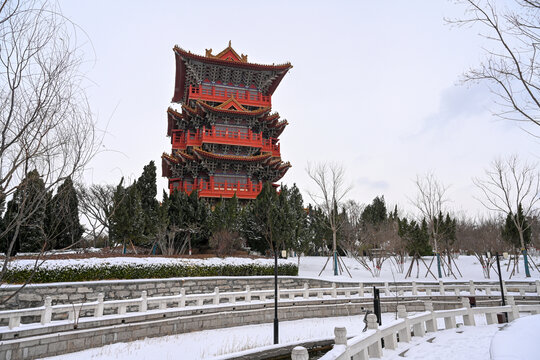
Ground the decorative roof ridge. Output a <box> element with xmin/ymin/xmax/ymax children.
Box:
<box><xmin>174</xmin><ymin>45</ymin><xmax>292</xmax><ymax>70</ymax></box>
<box><xmin>196</xmin><ymin>100</ymin><xmax>271</xmax><ymax>116</ymax></box>
<box><xmin>216</xmin><ymin>97</ymin><xmax>248</xmax><ymax>111</ymax></box>
<box><xmin>167</xmin><ymin>106</ymin><xmax>183</xmax><ymax>118</ymax></box>
<box><xmin>205</xmin><ymin>41</ymin><xmax>248</xmax><ymax>63</ymax></box>
<box><xmin>162</xmin><ymin>152</ymin><xmax>179</xmax><ymax>164</ymax></box>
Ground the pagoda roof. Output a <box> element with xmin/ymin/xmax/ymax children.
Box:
<box><xmin>193</xmin><ymin>148</ymin><xmax>271</xmax><ymax>163</ymax></box>
<box><xmin>205</xmin><ymin>41</ymin><xmax>249</xmax><ymax>63</ymax></box>
<box><xmin>174</xmin><ymin>44</ymin><xmax>291</xmax><ymax>71</ymax></box>
<box><xmin>172</xmin><ymin>43</ymin><xmax>292</xmax><ymax>103</ymax></box>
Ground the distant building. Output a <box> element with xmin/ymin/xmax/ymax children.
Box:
<box><xmin>162</xmin><ymin>42</ymin><xmax>292</xmax><ymax>200</ymax></box>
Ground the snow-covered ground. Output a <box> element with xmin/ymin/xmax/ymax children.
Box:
<box><xmin>298</xmin><ymin>255</ymin><xmax>540</xmax><ymax>282</ymax></box>
<box><xmin>39</xmin><ymin>314</ymin><xmax>540</xmax><ymax>360</ymax></box>
<box><xmin>40</xmin><ymin>313</ymin><xmax>396</xmax><ymax>360</ymax></box>
<box><xmin>6</xmin><ymin>254</ymin><xmax>540</xmax><ymax>282</ymax></box>
<box><xmin>19</xmin><ymin>255</ymin><xmax>538</xmax><ymax>360</ymax></box>
<box><xmin>490</xmin><ymin>314</ymin><xmax>540</xmax><ymax>360</ymax></box>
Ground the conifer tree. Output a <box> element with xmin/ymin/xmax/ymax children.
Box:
<box><xmin>361</xmin><ymin>196</ymin><xmax>387</xmax><ymax>226</ymax></box>
<box><xmin>285</xmin><ymin>184</ymin><xmax>309</xmax><ymax>266</ymax></box>
<box><xmin>48</xmin><ymin>177</ymin><xmax>83</xmax><ymax>249</ymax></box>
<box><xmin>110</xmin><ymin>180</ymin><xmax>144</xmax><ymax>251</ymax></box>
<box><xmin>136</xmin><ymin>161</ymin><xmax>159</xmax><ymax>240</ymax></box>
<box><xmin>502</xmin><ymin>203</ymin><xmax>531</xmax><ymax>250</ymax></box>
<box><xmin>2</xmin><ymin>170</ymin><xmax>48</xmax><ymax>254</ymax></box>
<box><xmin>398</xmin><ymin>217</ymin><xmax>432</xmax><ymax>256</ymax></box>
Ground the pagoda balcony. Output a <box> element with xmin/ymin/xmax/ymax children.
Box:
<box><xmin>169</xmin><ymin>178</ymin><xmax>263</xmax><ymax>199</ymax></box>
<box><xmin>171</xmin><ymin>127</ymin><xmax>281</xmax><ymax>156</ymax></box>
<box><xmin>188</xmin><ymin>85</ymin><xmax>271</xmax><ymax>107</ymax></box>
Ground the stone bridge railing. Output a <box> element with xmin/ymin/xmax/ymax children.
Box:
<box><xmin>1</xmin><ymin>280</ymin><xmax>539</xmax><ymax>330</ymax></box>
<box><xmin>291</xmin><ymin>297</ymin><xmax>540</xmax><ymax>360</ymax></box>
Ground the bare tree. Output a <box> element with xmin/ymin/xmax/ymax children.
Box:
<box><xmin>456</xmin><ymin>216</ymin><xmax>506</xmax><ymax>278</ymax></box>
<box><xmin>450</xmin><ymin>0</ymin><xmax>540</xmax><ymax>134</ymax></box>
<box><xmin>307</xmin><ymin>162</ymin><xmax>352</xmax><ymax>276</ymax></box>
<box><xmin>0</xmin><ymin>0</ymin><xmax>98</xmax><ymax>302</ymax></box>
<box><xmin>76</xmin><ymin>183</ymin><xmax>120</xmax><ymax>246</ymax></box>
<box><xmin>411</xmin><ymin>173</ymin><xmax>450</xmax><ymax>278</ymax></box>
<box><xmin>339</xmin><ymin>200</ymin><xmax>363</xmax><ymax>258</ymax></box>
<box><xmin>473</xmin><ymin>155</ymin><xmax>540</xmax><ymax>277</ymax></box>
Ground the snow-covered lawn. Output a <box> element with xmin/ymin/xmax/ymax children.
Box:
<box><xmin>40</xmin><ymin>314</ymin><xmax>397</xmax><ymax>360</ymax></box>
<box><xmin>298</xmin><ymin>255</ymin><xmax>540</xmax><ymax>282</ymax></box>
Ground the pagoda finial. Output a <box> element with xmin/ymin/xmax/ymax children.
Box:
<box><xmin>228</xmin><ymin>40</ymin><xmax>231</xmax><ymax>47</ymax></box>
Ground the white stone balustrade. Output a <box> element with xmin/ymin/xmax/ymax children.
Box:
<box><xmin>1</xmin><ymin>280</ymin><xmax>538</xmax><ymax>330</ymax></box>
<box><xmin>295</xmin><ymin>301</ymin><xmax>540</xmax><ymax>360</ymax></box>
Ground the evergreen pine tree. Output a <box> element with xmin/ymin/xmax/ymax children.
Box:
<box><xmin>398</xmin><ymin>217</ymin><xmax>432</xmax><ymax>256</ymax></box>
<box><xmin>502</xmin><ymin>204</ymin><xmax>531</xmax><ymax>249</ymax></box>
<box><xmin>136</xmin><ymin>161</ymin><xmax>159</xmax><ymax>241</ymax></box>
<box><xmin>110</xmin><ymin>180</ymin><xmax>144</xmax><ymax>250</ymax></box>
<box><xmin>2</xmin><ymin>170</ymin><xmax>48</xmax><ymax>254</ymax></box>
<box><xmin>48</xmin><ymin>177</ymin><xmax>83</xmax><ymax>249</ymax></box>
<box><xmin>285</xmin><ymin>184</ymin><xmax>309</xmax><ymax>264</ymax></box>
<box><xmin>361</xmin><ymin>196</ymin><xmax>387</xmax><ymax>226</ymax></box>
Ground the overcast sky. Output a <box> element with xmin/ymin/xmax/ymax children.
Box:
<box><xmin>58</xmin><ymin>0</ymin><xmax>539</xmax><ymax>218</ymax></box>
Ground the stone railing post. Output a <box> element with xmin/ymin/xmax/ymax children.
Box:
<box><xmin>140</xmin><ymin>291</ymin><xmax>148</xmax><ymax>312</ymax></box>
<box><xmin>397</xmin><ymin>305</ymin><xmax>411</xmax><ymax>343</ymax></box>
<box><xmin>246</xmin><ymin>285</ymin><xmax>251</xmax><ymax>303</ymax></box>
<box><xmin>180</xmin><ymin>288</ymin><xmax>186</xmax><ymax>307</ymax></box>
<box><xmin>439</xmin><ymin>281</ymin><xmax>445</xmax><ymax>296</ymax></box>
<box><xmin>424</xmin><ymin>301</ymin><xmax>437</xmax><ymax>332</ymax></box>
<box><xmin>507</xmin><ymin>296</ymin><xmax>519</xmax><ymax>322</ymax></box>
<box><xmin>412</xmin><ymin>281</ymin><xmax>418</xmax><ymax>296</ymax></box>
<box><xmin>486</xmin><ymin>286</ymin><xmax>492</xmax><ymax>296</ymax></box>
<box><xmin>213</xmin><ymin>287</ymin><xmax>220</xmax><ymax>305</ymax></box>
<box><xmin>485</xmin><ymin>310</ymin><xmax>498</xmax><ymax>325</ymax></box>
<box><xmin>331</xmin><ymin>283</ymin><xmax>337</xmax><ymax>298</ymax></box>
<box><xmin>291</xmin><ymin>346</ymin><xmax>309</xmax><ymax>360</ymax></box>
<box><xmin>384</xmin><ymin>282</ymin><xmax>391</xmax><ymax>296</ymax></box>
<box><xmin>95</xmin><ymin>293</ymin><xmax>104</xmax><ymax>317</ymax></box>
<box><xmin>461</xmin><ymin>297</ymin><xmax>475</xmax><ymax>326</ymax></box>
<box><xmin>8</xmin><ymin>314</ymin><xmax>20</xmax><ymax>329</ymax></box>
<box><xmin>358</xmin><ymin>283</ymin><xmax>364</xmax><ymax>297</ymax></box>
<box><xmin>334</xmin><ymin>326</ymin><xmax>347</xmax><ymax>345</ymax></box>
<box><xmin>366</xmin><ymin>314</ymin><xmax>382</xmax><ymax>357</ymax></box>
<box><xmin>412</xmin><ymin>316</ymin><xmax>426</xmax><ymax>337</ymax></box>
<box><xmin>454</xmin><ymin>287</ymin><xmax>461</xmax><ymax>296</ymax></box>
<box><xmin>469</xmin><ymin>280</ymin><xmax>476</xmax><ymax>295</ymax></box>
<box><xmin>303</xmin><ymin>283</ymin><xmax>309</xmax><ymax>299</ymax></box>
<box><xmin>41</xmin><ymin>296</ymin><xmax>52</xmax><ymax>325</ymax></box>
<box><xmin>536</xmin><ymin>280</ymin><xmax>540</xmax><ymax>296</ymax></box>
<box><xmin>444</xmin><ymin>313</ymin><xmax>456</xmax><ymax>329</ymax></box>
<box><xmin>426</xmin><ymin>287</ymin><xmax>432</xmax><ymax>296</ymax></box>
<box><xmin>519</xmin><ymin>288</ymin><xmax>526</xmax><ymax>296</ymax></box>
<box><xmin>397</xmin><ymin>304</ymin><xmax>407</xmax><ymax>319</ymax></box>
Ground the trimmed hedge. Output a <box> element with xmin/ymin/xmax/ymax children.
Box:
<box><xmin>3</xmin><ymin>263</ymin><xmax>299</xmax><ymax>284</ymax></box>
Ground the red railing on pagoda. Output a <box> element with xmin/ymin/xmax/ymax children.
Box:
<box><xmin>171</xmin><ymin>127</ymin><xmax>280</xmax><ymax>156</ymax></box>
<box><xmin>188</xmin><ymin>85</ymin><xmax>271</xmax><ymax>107</ymax></box>
<box><xmin>169</xmin><ymin>177</ymin><xmax>263</xmax><ymax>199</ymax></box>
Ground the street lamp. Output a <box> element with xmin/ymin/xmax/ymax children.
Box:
<box><xmin>274</xmin><ymin>242</ymin><xmax>279</xmax><ymax>344</ymax></box>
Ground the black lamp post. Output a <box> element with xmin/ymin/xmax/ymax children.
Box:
<box><xmin>274</xmin><ymin>243</ymin><xmax>279</xmax><ymax>344</ymax></box>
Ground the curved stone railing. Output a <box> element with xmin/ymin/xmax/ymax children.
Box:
<box><xmin>291</xmin><ymin>297</ymin><xmax>540</xmax><ymax>360</ymax></box>
<box><xmin>1</xmin><ymin>279</ymin><xmax>539</xmax><ymax>330</ymax></box>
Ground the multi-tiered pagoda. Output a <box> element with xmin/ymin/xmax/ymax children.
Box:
<box><xmin>162</xmin><ymin>42</ymin><xmax>292</xmax><ymax>200</ymax></box>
